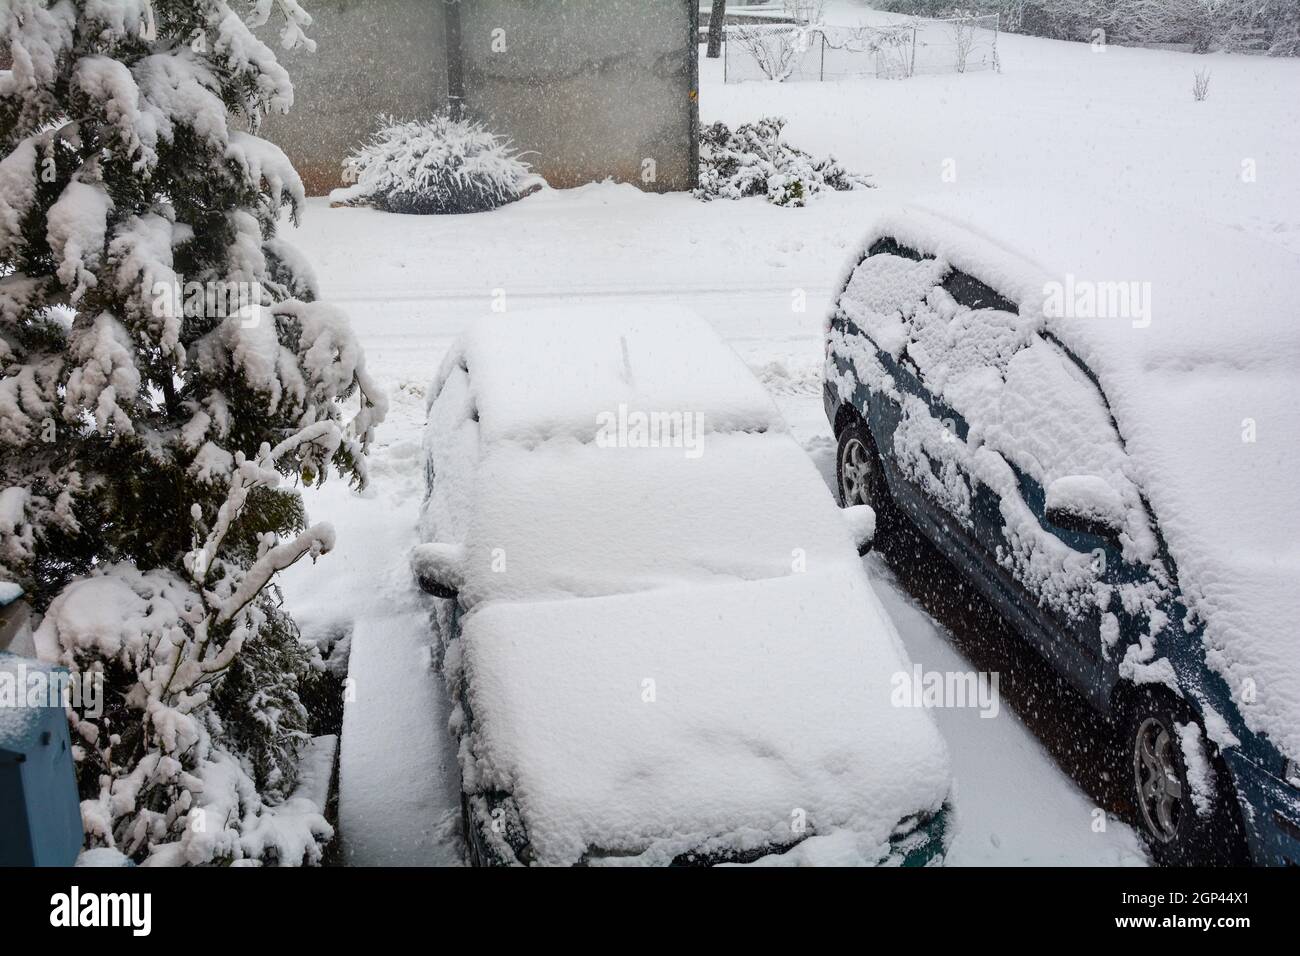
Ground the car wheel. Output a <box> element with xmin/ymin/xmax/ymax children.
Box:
<box><xmin>836</xmin><ymin>419</ymin><xmax>900</xmax><ymax>532</ymax></box>
<box><xmin>1123</xmin><ymin>690</ymin><xmax>1247</xmax><ymax>866</ymax></box>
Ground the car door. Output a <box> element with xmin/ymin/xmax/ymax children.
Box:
<box><xmin>873</xmin><ymin>254</ymin><xmax>1124</xmax><ymax>695</ymax></box>
<box><xmin>961</xmin><ymin>334</ymin><xmax>1145</xmax><ymax>695</ymax></box>
<box><xmin>865</xmin><ymin>252</ymin><xmax>1029</xmax><ymax>595</ymax></box>
<box><xmin>831</xmin><ymin>241</ymin><xmax>991</xmax><ymax>560</ymax></box>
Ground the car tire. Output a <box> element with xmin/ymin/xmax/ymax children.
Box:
<box><xmin>835</xmin><ymin>418</ymin><xmax>902</xmax><ymax>539</ymax></box>
<box><xmin>1121</xmin><ymin>689</ymin><xmax>1248</xmax><ymax>866</ymax></box>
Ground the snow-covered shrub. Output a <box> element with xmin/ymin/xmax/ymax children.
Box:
<box><xmin>0</xmin><ymin>0</ymin><xmax>386</xmax><ymax>864</ymax></box>
<box><xmin>1192</xmin><ymin>67</ymin><xmax>1212</xmax><ymax>100</ymax></box>
<box><xmin>694</xmin><ymin>117</ymin><xmax>871</xmax><ymax>208</ymax></box>
<box><xmin>729</xmin><ymin>26</ymin><xmax>808</xmax><ymax>82</ymax></box>
<box><xmin>782</xmin><ymin>0</ymin><xmax>827</xmax><ymax>23</ymax></box>
<box><xmin>332</xmin><ymin>115</ymin><xmax>539</xmax><ymax>215</ymax></box>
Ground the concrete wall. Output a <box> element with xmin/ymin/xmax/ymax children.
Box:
<box><xmin>261</xmin><ymin>0</ymin><xmax>448</xmax><ymax>195</ymax></box>
<box><xmin>459</xmin><ymin>0</ymin><xmax>698</xmax><ymax>191</ymax></box>
<box><xmin>262</xmin><ymin>0</ymin><xmax>697</xmax><ymax>195</ymax></box>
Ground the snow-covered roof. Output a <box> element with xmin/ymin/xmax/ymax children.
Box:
<box><xmin>461</xmin><ymin>565</ymin><xmax>950</xmax><ymax>866</ymax></box>
<box><xmin>851</xmin><ymin>191</ymin><xmax>1300</xmax><ymax>761</ymax></box>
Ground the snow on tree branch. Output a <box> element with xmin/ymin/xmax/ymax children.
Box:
<box><xmin>217</xmin><ymin>521</ymin><xmax>334</xmax><ymax>624</ymax></box>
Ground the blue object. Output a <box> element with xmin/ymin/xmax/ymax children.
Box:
<box><xmin>824</xmin><ymin>234</ymin><xmax>1300</xmax><ymax>865</ymax></box>
<box><xmin>0</xmin><ymin>652</ymin><xmax>85</xmax><ymax>866</ymax></box>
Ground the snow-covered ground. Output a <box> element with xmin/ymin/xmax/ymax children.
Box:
<box><xmin>278</xmin><ymin>9</ymin><xmax>1299</xmax><ymax>865</ymax></box>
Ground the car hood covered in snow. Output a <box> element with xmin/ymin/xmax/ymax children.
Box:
<box><xmin>459</xmin><ymin>565</ymin><xmax>951</xmax><ymax>866</ymax></box>
<box><xmin>851</xmin><ymin>192</ymin><xmax>1300</xmax><ymax>761</ymax></box>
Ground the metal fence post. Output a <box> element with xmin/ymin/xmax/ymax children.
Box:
<box><xmin>993</xmin><ymin>14</ymin><xmax>1002</xmax><ymax>73</ymax></box>
<box><xmin>909</xmin><ymin>24</ymin><xmax>917</xmax><ymax>77</ymax></box>
<box><xmin>820</xmin><ymin>30</ymin><xmax>826</xmax><ymax>81</ymax></box>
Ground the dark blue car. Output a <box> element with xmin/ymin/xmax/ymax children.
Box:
<box><xmin>823</xmin><ymin>194</ymin><xmax>1300</xmax><ymax>866</ymax></box>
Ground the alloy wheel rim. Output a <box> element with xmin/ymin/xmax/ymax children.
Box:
<box><xmin>840</xmin><ymin>437</ymin><xmax>875</xmax><ymax>508</ymax></box>
<box><xmin>1133</xmin><ymin>716</ymin><xmax>1185</xmax><ymax>844</ymax></box>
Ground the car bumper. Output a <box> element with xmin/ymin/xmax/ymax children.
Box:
<box><xmin>890</xmin><ymin>804</ymin><xmax>951</xmax><ymax>867</ymax></box>
<box><xmin>463</xmin><ymin>794</ymin><xmax>953</xmax><ymax>867</ymax></box>
<box><xmin>1224</xmin><ymin>750</ymin><xmax>1300</xmax><ymax>865</ymax></box>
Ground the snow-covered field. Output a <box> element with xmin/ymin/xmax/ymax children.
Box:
<box><xmin>278</xmin><ymin>6</ymin><xmax>1299</xmax><ymax>865</ymax></box>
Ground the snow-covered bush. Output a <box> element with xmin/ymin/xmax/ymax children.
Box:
<box><xmin>0</xmin><ymin>0</ymin><xmax>386</xmax><ymax>864</ymax></box>
<box><xmin>332</xmin><ymin>115</ymin><xmax>539</xmax><ymax>215</ymax></box>
<box><xmin>729</xmin><ymin>26</ymin><xmax>808</xmax><ymax>82</ymax></box>
<box><xmin>1192</xmin><ymin>67</ymin><xmax>1212</xmax><ymax>100</ymax></box>
<box><xmin>694</xmin><ymin>117</ymin><xmax>870</xmax><ymax>208</ymax></box>
<box><xmin>782</xmin><ymin>0</ymin><xmax>827</xmax><ymax>23</ymax></box>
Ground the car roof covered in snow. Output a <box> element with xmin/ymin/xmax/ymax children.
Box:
<box><xmin>847</xmin><ymin>191</ymin><xmax>1300</xmax><ymax>761</ymax></box>
<box><xmin>843</xmin><ymin>190</ymin><xmax>1300</xmax><ymax>364</ymax></box>
<box><xmin>460</xmin><ymin>565</ymin><xmax>950</xmax><ymax>866</ymax></box>
<box><xmin>430</xmin><ymin>305</ymin><xmax>784</xmax><ymax>446</ymax></box>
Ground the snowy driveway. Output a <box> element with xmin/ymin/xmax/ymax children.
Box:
<box><xmin>276</xmin><ymin>30</ymin><xmax>1299</xmax><ymax>865</ymax></box>
<box><xmin>278</xmin><ymin>185</ymin><xmax>1148</xmax><ymax>866</ymax></box>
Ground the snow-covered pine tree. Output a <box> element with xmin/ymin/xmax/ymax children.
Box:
<box><xmin>0</xmin><ymin>1</ymin><xmax>386</xmax><ymax>864</ymax></box>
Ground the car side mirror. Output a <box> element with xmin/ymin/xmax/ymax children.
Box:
<box><xmin>1044</xmin><ymin>476</ymin><xmax>1125</xmax><ymax>548</ymax></box>
<box><xmin>842</xmin><ymin>504</ymin><xmax>876</xmax><ymax>556</ymax></box>
<box><xmin>410</xmin><ymin>542</ymin><xmax>466</xmax><ymax>600</ymax></box>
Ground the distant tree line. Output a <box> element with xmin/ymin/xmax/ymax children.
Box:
<box><xmin>875</xmin><ymin>0</ymin><xmax>1300</xmax><ymax>55</ymax></box>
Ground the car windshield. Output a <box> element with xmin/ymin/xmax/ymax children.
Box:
<box><xmin>457</xmin><ymin>429</ymin><xmax>859</xmax><ymax>606</ymax></box>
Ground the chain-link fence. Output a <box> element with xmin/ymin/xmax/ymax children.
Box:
<box><xmin>723</xmin><ymin>15</ymin><xmax>1001</xmax><ymax>83</ymax></box>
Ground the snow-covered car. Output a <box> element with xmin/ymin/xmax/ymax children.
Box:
<box><xmin>824</xmin><ymin>192</ymin><xmax>1300</xmax><ymax>866</ymax></box>
<box><xmin>414</xmin><ymin>306</ymin><xmax>951</xmax><ymax>866</ymax></box>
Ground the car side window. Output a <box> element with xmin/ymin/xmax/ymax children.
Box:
<box><xmin>886</xmin><ymin>264</ymin><xmax>1031</xmax><ymax>396</ymax></box>
<box><xmin>988</xmin><ymin>337</ymin><xmax>1149</xmax><ymax>554</ymax></box>
<box><xmin>866</xmin><ymin>236</ymin><xmax>927</xmax><ymax>262</ymax></box>
<box><xmin>836</xmin><ymin>246</ymin><xmax>947</xmax><ymax>361</ymax></box>
<box><xmin>941</xmin><ymin>269</ymin><xmax>1019</xmax><ymax>314</ymax></box>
